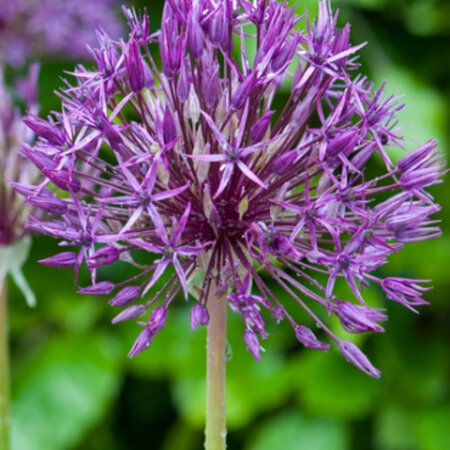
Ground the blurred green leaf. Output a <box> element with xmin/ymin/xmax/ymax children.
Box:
<box><xmin>46</xmin><ymin>294</ymin><xmax>105</xmax><ymax>332</ymax></box>
<box><xmin>374</xmin><ymin>404</ymin><xmax>450</xmax><ymax>450</ymax></box>
<box><xmin>374</xmin><ymin>325</ymin><xmax>448</xmax><ymax>405</ymax></box>
<box><xmin>415</xmin><ymin>406</ymin><xmax>450</xmax><ymax>450</ymax></box>
<box><xmin>171</xmin><ymin>376</ymin><xmax>206</xmax><ymax>429</ymax></box>
<box><xmin>374</xmin><ymin>404</ymin><xmax>417</xmax><ymax>450</ymax></box>
<box><xmin>374</xmin><ymin>66</ymin><xmax>446</xmax><ymax>161</ymax></box>
<box><xmin>246</xmin><ymin>410</ymin><xmax>349</xmax><ymax>450</ymax></box>
<box><xmin>291</xmin><ymin>349</ymin><xmax>381</xmax><ymax>420</ymax></box>
<box><xmin>11</xmin><ymin>333</ymin><xmax>122</xmax><ymax>450</ymax></box>
<box><xmin>161</xmin><ymin>421</ymin><xmax>201</xmax><ymax>450</ymax></box>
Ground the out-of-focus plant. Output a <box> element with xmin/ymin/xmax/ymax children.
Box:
<box><xmin>14</xmin><ymin>1</ymin><xmax>445</xmax><ymax>449</ymax></box>
<box><xmin>339</xmin><ymin>0</ymin><xmax>450</xmax><ymax>36</ymax></box>
<box><xmin>0</xmin><ymin>64</ymin><xmax>43</xmax><ymax>304</ymax></box>
<box><xmin>0</xmin><ymin>64</ymin><xmax>41</xmax><ymax>449</ymax></box>
<box><xmin>0</xmin><ymin>0</ymin><xmax>123</xmax><ymax>66</ymax></box>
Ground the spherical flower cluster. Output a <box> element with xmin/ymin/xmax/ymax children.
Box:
<box><xmin>18</xmin><ymin>1</ymin><xmax>445</xmax><ymax>377</ymax></box>
<box><xmin>0</xmin><ymin>65</ymin><xmax>40</xmax><ymax>305</ymax></box>
<box><xmin>0</xmin><ymin>0</ymin><xmax>122</xmax><ymax>66</ymax></box>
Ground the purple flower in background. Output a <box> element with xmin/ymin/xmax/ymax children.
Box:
<box><xmin>17</xmin><ymin>1</ymin><xmax>445</xmax><ymax>376</ymax></box>
<box><xmin>0</xmin><ymin>0</ymin><xmax>122</xmax><ymax>66</ymax></box>
<box><xmin>0</xmin><ymin>65</ymin><xmax>40</xmax><ymax>306</ymax></box>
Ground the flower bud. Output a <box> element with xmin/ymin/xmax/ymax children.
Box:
<box><xmin>148</xmin><ymin>307</ymin><xmax>167</xmax><ymax>334</ymax></box>
<box><xmin>201</xmin><ymin>64</ymin><xmax>219</xmax><ymax>108</ymax></box>
<box><xmin>250</xmin><ymin>111</ymin><xmax>273</xmax><ymax>143</ymax></box>
<box><xmin>87</xmin><ymin>246</ymin><xmax>120</xmax><ymax>269</ymax></box>
<box><xmin>336</xmin><ymin>301</ymin><xmax>387</xmax><ymax>333</ymax></box>
<box><xmin>79</xmin><ymin>281</ymin><xmax>115</xmax><ymax>295</ymax></box>
<box><xmin>382</xmin><ymin>277</ymin><xmax>430</xmax><ymax>311</ymax></box>
<box><xmin>231</xmin><ymin>72</ymin><xmax>257</xmax><ymax>110</ymax></box>
<box><xmin>162</xmin><ymin>106</ymin><xmax>177</xmax><ymax>145</ymax></box>
<box><xmin>400</xmin><ymin>167</ymin><xmax>443</xmax><ymax>191</ymax></box>
<box><xmin>339</xmin><ymin>341</ymin><xmax>381</xmax><ymax>378</ymax></box>
<box><xmin>273</xmin><ymin>150</ymin><xmax>297</xmax><ymax>175</ymax></box>
<box><xmin>160</xmin><ymin>17</ymin><xmax>182</xmax><ymax>77</ymax></box>
<box><xmin>209</xmin><ymin>7</ymin><xmax>227</xmax><ymax>47</ymax></box>
<box><xmin>272</xmin><ymin>38</ymin><xmax>297</xmax><ymax>72</ymax></box>
<box><xmin>125</xmin><ymin>40</ymin><xmax>154</xmax><ymax>92</ymax></box>
<box><xmin>43</xmin><ymin>169</ymin><xmax>81</xmax><ymax>193</ymax></box>
<box><xmin>333</xmin><ymin>25</ymin><xmax>350</xmax><ymax>67</ymax></box>
<box><xmin>177</xmin><ymin>62</ymin><xmax>190</xmax><ymax>103</ymax></box>
<box><xmin>109</xmin><ymin>286</ymin><xmax>141</xmax><ymax>306</ymax></box>
<box><xmin>128</xmin><ymin>327</ymin><xmax>153</xmax><ymax>358</ymax></box>
<box><xmin>243</xmin><ymin>329</ymin><xmax>262</xmax><ymax>360</ymax></box>
<box><xmin>20</xmin><ymin>145</ymin><xmax>57</xmax><ymax>171</ymax></box>
<box><xmin>23</xmin><ymin>115</ymin><xmax>65</xmax><ymax>146</ymax></box>
<box><xmin>190</xmin><ymin>303</ymin><xmax>210</xmax><ymax>330</ymax></box>
<box><xmin>26</xmin><ymin>194</ymin><xmax>67</xmax><ymax>214</ymax></box>
<box><xmin>39</xmin><ymin>251</ymin><xmax>78</xmax><ymax>268</ymax></box>
<box><xmin>112</xmin><ymin>305</ymin><xmax>145</xmax><ymax>324</ymax></box>
<box><xmin>187</xmin><ymin>13</ymin><xmax>203</xmax><ymax>58</ymax></box>
<box><xmin>295</xmin><ymin>325</ymin><xmax>330</xmax><ymax>350</ymax></box>
<box><xmin>326</xmin><ymin>128</ymin><xmax>359</xmax><ymax>158</ymax></box>
<box><xmin>397</xmin><ymin>140</ymin><xmax>438</xmax><ymax>173</ymax></box>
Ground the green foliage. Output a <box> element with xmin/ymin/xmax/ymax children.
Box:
<box><xmin>374</xmin><ymin>404</ymin><xmax>450</xmax><ymax>450</ymax></box>
<box><xmin>290</xmin><ymin>350</ymin><xmax>381</xmax><ymax>420</ymax></box>
<box><xmin>247</xmin><ymin>411</ymin><xmax>349</xmax><ymax>450</ymax></box>
<box><xmin>373</xmin><ymin>66</ymin><xmax>446</xmax><ymax>160</ymax></box>
<box><xmin>11</xmin><ymin>333</ymin><xmax>122</xmax><ymax>450</ymax></box>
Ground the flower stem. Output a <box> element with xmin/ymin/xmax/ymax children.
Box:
<box><xmin>205</xmin><ymin>284</ymin><xmax>227</xmax><ymax>450</ymax></box>
<box><xmin>0</xmin><ymin>280</ymin><xmax>10</xmax><ymax>450</ymax></box>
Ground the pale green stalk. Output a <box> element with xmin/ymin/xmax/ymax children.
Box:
<box><xmin>205</xmin><ymin>284</ymin><xmax>227</xmax><ymax>450</ymax></box>
<box><xmin>0</xmin><ymin>280</ymin><xmax>10</xmax><ymax>450</ymax></box>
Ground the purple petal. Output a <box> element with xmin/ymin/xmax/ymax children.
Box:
<box><xmin>236</xmin><ymin>160</ymin><xmax>268</xmax><ymax>190</ymax></box>
<box><xmin>109</xmin><ymin>286</ymin><xmax>141</xmax><ymax>306</ymax></box>
<box><xmin>214</xmin><ymin>163</ymin><xmax>234</xmax><ymax>198</ymax></box>
<box><xmin>231</xmin><ymin>72</ymin><xmax>257</xmax><ymax>110</ymax></box>
<box><xmin>128</xmin><ymin>327</ymin><xmax>153</xmax><ymax>358</ymax></box>
<box><xmin>200</xmin><ymin>111</ymin><xmax>230</xmax><ymax>150</ymax></box>
<box><xmin>39</xmin><ymin>252</ymin><xmax>78</xmax><ymax>268</ymax></box>
<box><xmin>243</xmin><ymin>329</ymin><xmax>262</xmax><ymax>360</ymax></box>
<box><xmin>112</xmin><ymin>305</ymin><xmax>145</xmax><ymax>324</ymax></box>
<box><xmin>190</xmin><ymin>303</ymin><xmax>210</xmax><ymax>330</ymax></box>
<box><xmin>87</xmin><ymin>246</ymin><xmax>120</xmax><ymax>269</ymax></box>
<box><xmin>148</xmin><ymin>307</ymin><xmax>167</xmax><ymax>334</ymax></box>
<box><xmin>172</xmin><ymin>202</ymin><xmax>191</xmax><ymax>245</ymax></box>
<box><xmin>295</xmin><ymin>325</ymin><xmax>330</xmax><ymax>350</ymax></box>
<box><xmin>339</xmin><ymin>341</ymin><xmax>381</xmax><ymax>378</ymax></box>
<box><xmin>79</xmin><ymin>281</ymin><xmax>115</xmax><ymax>295</ymax></box>
<box><xmin>143</xmin><ymin>259</ymin><xmax>170</xmax><ymax>295</ymax></box>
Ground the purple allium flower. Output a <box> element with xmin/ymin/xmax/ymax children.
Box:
<box><xmin>0</xmin><ymin>65</ymin><xmax>39</xmax><ymax>245</ymax></box>
<box><xmin>0</xmin><ymin>65</ymin><xmax>40</xmax><ymax>306</ymax></box>
<box><xmin>0</xmin><ymin>0</ymin><xmax>122</xmax><ymax>66</ymax></box>
<box><xmin>17</xmin><ymin>1</ymin><xmax>445</xmax><ymax>376</ymax></box>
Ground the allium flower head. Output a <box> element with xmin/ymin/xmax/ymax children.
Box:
<box><xmin>0</xmin><ymin>65</ymin><xmax>40</xmax><ymax>306</ymax></box>
<box><xmin>0</xmin><ymin>0</ymin><xmax>122</xmax><ymax>66</ymax></box>
<box><xmin>18</xmin><ymin>1</ymin><xmax>445</xmax><ymax>376</ymax></box>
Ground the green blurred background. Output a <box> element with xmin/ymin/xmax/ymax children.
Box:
<box><xmin>6</xmin><ymin>0</ymin><xmax>449</xmax><ymax>449</ymax></box>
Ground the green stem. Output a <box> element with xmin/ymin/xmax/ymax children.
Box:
<box><xmin>0</xmin><ymin>280</ymin><xmax>10</xmax><ymax>450</ymax></box>
<box><xmin>205</xmin><ymin>283</ymin><xmax>227</xmax><ymax>450</ymax></box>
